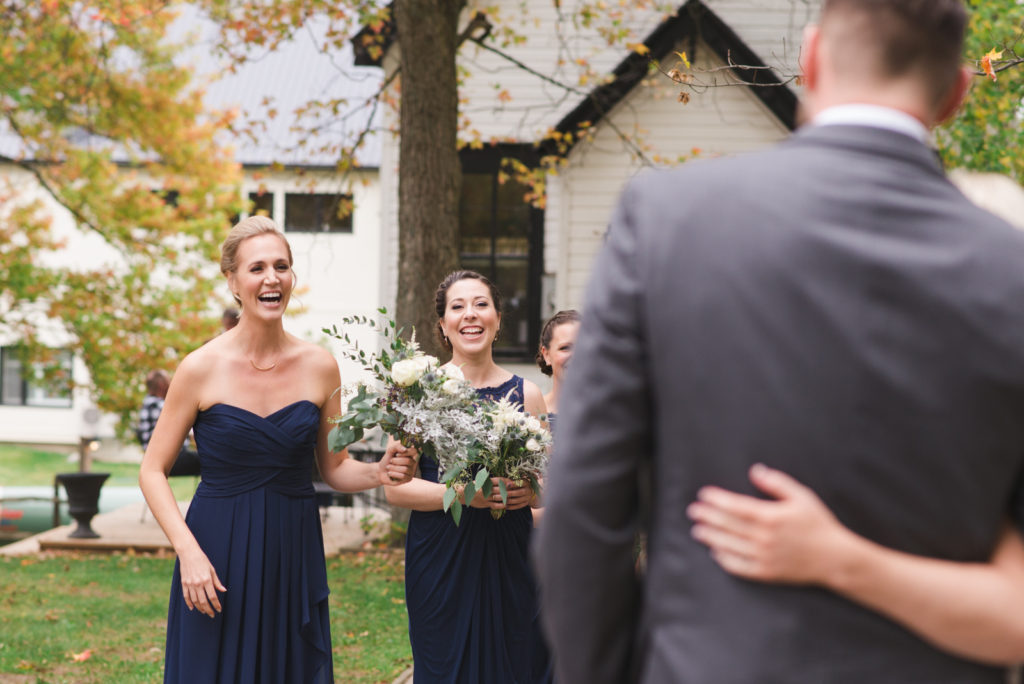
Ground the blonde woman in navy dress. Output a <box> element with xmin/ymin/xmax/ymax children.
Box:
<box><xmin>140</xmin><ymin>216</ymin><xmax>415</xmax><ymax>683</ymax></box>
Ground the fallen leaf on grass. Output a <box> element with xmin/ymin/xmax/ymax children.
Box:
<box><xmin>70</xmin><ymin>649</ymin><xmax>93</xmax><ymax>662</ymax></box>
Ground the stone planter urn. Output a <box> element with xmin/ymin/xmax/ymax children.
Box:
<box><xmin>56</xmin><ymin>472</ymin><xmax>110</xmax><ymax>539</ymax></box>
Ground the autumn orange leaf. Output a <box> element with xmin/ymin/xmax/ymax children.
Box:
<box><xmin>70</xmin><ymin>649</ymin><xmax>93</xmax><ymax>662</ymax></box>
<box><xmin>981</xmin><ymin>48</ymin><xmax>1003</xmax><ymax>81</ymax></box>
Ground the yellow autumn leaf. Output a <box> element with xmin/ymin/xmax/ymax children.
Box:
<box><xmin>674</xmin><ymin>51</ymin><xmax>691</xmax><ymax>69</ymax></box>
<box><xmin>981</xmin><ymin>48</ymin><xmax>1003</xmax><ymax>81</ymax></box>
<box><xmin>630</xmin><ymin>43</ymin><xmax>650</xmax><ymax>56</ymax></box>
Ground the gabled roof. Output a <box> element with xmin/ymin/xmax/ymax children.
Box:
<box><xmin>547</xmin><ymin>0</ymin><xmax>797</xmax><ymax>156</ymax></box>
<box><xmin>352</xmin><ymin>0</ymin><xmax>797</xmax><ymax>157</ymax></box>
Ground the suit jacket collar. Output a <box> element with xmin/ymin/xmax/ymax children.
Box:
<box><xmin>788</xmin><ymin>124</ymin><xmax>945</xmax><ymax>177</ymax></box>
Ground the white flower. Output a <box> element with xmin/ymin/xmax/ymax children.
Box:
<box><xmin>441</xmin><ymin>378</ymin><xmax>462</xmax><ymax>395</ymax></box>
<box><xmin>440</xmin><ymin>364</ymin><xmax>465</xmax><ymax>381</ymax></box>
<box><xmin>526</xmin><ymin>438</ymin><xmax>542</xmax><ymax>452</ymax></box>
<box><xmin>391</xmin><ymin>358</ymin><xmax>426</xmax><ymax>386</ymax></box>
<box><xmin>415</xmin><ymin>355</ymin><xmax>438</xmax><ymax>373</ymax></box>
<box><xmin>525</xmin><ymin>416</ymin><xmax>542</xmax><ymax>433</ymax></box>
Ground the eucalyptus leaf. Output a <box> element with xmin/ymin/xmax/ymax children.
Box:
<box><xmin>463</xmin><ymin>482</ymin><xmax>476</xmax><ymax>508</ymax></box>
<box><xmin>498</xmin><ymin>478</ymin><xmax>508</xmax><ymax>506</ymax></box>
<box><xmin>451</xmin><ymin>497</ymin><xmax>463</xmax><ymax>526</ymax></box>
<box><xmin>474</xmin><ymin>468</ymin><xmax>489</xmax><ymax>491</ymax></box>
<box><xmin>443</xmin><ymin>485</ymin><xmax>457</xmax><ymax>512</ymax></box>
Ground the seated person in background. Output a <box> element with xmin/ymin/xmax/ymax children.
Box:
<box><xmin>138</xmin><ymin>370</ymin><xmax>200</xmax><ymax>477</ymax></box>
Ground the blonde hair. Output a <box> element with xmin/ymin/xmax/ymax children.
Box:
<box><xmin>221</xmin><ymin>216</ymin><xmax>293</xmax><ymax>275</ymax></box>
<box><xmin>221</xmin><ymin>216</ymin><xmax>295</xmax><ymax>306</ymax></box>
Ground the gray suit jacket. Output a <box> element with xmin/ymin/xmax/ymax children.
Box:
<box><xmin>535</xmin><ymin>125</ymin><xmax>1024</xmax><ymax>683</ymax></box>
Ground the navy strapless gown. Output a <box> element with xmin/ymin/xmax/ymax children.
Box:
<box><xmin>405</xmin><ymin>376</ymin><xmax>551</xmax><ymax>683</ymax></box>
<box><xmin>163</xmin><ymin>400</ymin><xmax>332</xmax><ymax>684</ymax></box>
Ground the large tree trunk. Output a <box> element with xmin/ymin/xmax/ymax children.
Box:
<box><xmin>394</xmin><ymin>0</ymin><xmax>465</xmax><ymax>359</ymax></box>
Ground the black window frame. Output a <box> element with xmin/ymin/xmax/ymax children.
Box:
<box><xmin>459</xmin><ymin>144</ymin><xmax>544</xmax><ymax>361</ymax></box>
<box><xmin>284</xmin><ymin>192</ymin><xmax>354</xmax><ymax>233</ymax></box>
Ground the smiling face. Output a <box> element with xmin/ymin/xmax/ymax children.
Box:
<box><xmin>227</xmin><ymin>233</ymin><xmax>294</xmax><ymax>320</ymax></box>
<box><xmin>440</xmin><ymin>278</ymin><xmax>501</xmax><ymax>359</ymax></box>
<box><xmin>542</xmin><ymin>321</ymin><xmax>579</xmax><ymax>384</ymax></box>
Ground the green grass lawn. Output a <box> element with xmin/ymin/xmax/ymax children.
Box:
<box><xmin>0</xmin><ymin>552</ymin><xmax>411</xmax><ymax>683</ymax></box>
<box><xmin>0</xmin><ymin>445</ymin><xmax>197</xmax><ymax>501</ymax></box>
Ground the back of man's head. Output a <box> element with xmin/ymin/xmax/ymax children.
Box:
<box><xmin>145</xmin><ymin>370</ymin><xmax>169</xmax><ymax>396</ymax></box>
<box><xmin>819</xmin><ymin>0</ymin><xmax>968</xmax><ymax>107</ymax></box>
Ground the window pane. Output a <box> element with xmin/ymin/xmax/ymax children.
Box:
<box><xmin>459</xmin><ymin>173</ymin><xmax>494</xmax><ymax>255</ymax></box>
<box><xmin>1</xmin><ymin>349</ymin><xmax>23</xmax><ymax>405</ymax></box>
<box><xmin>494</xmin><ymin>179</ymin><xmax>531</xmax><ymax>257</ymax></box>
<box><xmin>248</xmin><ymin>192</ymin><xmax>274</xmax><ymax>219</ymax></box>
<box><xmin>25</xmin><ymin>351</ymin><xmax>72</xmax><ymax>408</ymax></box>
<box><xmin>285</xmin><ymin>193</ymin><xmax>353</xmax><ymax>233</ymax></box>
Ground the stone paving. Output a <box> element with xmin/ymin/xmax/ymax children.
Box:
<box><xmin>0</xmin><ymin>499</ymin><xmax>391</xmax><ymax>556</ymax></box>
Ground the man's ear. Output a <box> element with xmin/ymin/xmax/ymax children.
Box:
<box><xmin>934</xmin><ymin>66</ymin><xmax>972</xmax><ymax>125</ymax></box>
<box><xmin>799</xmin><ymin>25</ymin><xmax>821</xmax><ymax>92</ymax></box>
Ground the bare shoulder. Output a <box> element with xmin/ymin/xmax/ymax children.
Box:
<box><xmin>174</xmin><ymin>341</ymin><xmax>221</xmax><ymax>383</ymax></box>
<box><xmin>521</xmin><ymin>378</ymin><xmax>547</xmax><ymax>416</ymax></box>
<box><xmin>290</xmin><ymin>337</ymin><xmax>340</xmax><ymax>389</ymax></box>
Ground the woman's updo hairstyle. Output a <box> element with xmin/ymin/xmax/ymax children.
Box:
<box><xmin>434</xmin><ymin>270</ymin><xmax>503</xmax><ymax>352</ymax></box>
<box><xmin>220</xmin><ymin>216</ymin><xmax>294</xmax><ymax>306</ymax></box>
<box><xmin>536</xmin><ymin>309</ymin><xmax>581</xmax><ymax>375</ymax></box>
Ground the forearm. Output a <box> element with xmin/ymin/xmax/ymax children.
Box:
<box><xmin>322</xmin><ymin>457</ymin><xmax>382</xmax><ymax>493</ymax></box>
<box><xmin>138</xmin><ymin>468</ymin><xmax>201</xmax><ymax>556</ymax></box>
<box><xmin>825</xmin><ymin>527</ymin><xmax>1024</xmax><ymax>664</ymax></box>
<box><xmin>384</xmin><ymin>477</ymin><xmax>446</xmax><ymax>511</ymax></box>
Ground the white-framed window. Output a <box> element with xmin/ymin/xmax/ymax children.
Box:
<box><xmin>0</xmin><ymin>347</ymin><xmax>73</xmax><ymax>408</ymax></box>
<box><xmin>285</xmin><ymin>193</ymin><xmax>353</xmax><ymax>233</ymax></box>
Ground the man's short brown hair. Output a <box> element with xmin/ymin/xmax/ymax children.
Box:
<box><xmin>820</xmin><ymin>0</ymin><xmax>968</xmax><ymax>106</ymax></box>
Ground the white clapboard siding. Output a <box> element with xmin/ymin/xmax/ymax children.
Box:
<box><xmin>551</xmin><ymin>37</ymin><xmax>790</xmax><ymax>309</ymax></box>
<box><xmin>458</xmin><ymin>0</ymin><xmax>667</xmax><ymax>142</ymax></box>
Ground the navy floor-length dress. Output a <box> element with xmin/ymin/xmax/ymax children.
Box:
<box><xmin>164</xmin><ymin>400</ymin><xmax>333</xmax><ymax>684</ymax></box>
<box><xmin>405</xmin><ymin>375</ymin><xmax>551</xmax><ymax>683</ymax></box>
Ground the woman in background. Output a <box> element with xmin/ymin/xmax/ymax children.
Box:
<box><xmin>535</xmin><ymin>310</ymin><xmax>581</xmax><ymax>434</ymax></box>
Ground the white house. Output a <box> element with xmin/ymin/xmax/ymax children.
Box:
<box><xmin>1</xmin><ymin>0</ymin><xmax>816</xmax><ymax>447</ymax></box>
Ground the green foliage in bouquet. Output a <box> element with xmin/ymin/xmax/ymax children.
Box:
<box><xmin>324</xmin><ymin>308</ymin><xmax>551</xmax><ymax>526</ymax></box>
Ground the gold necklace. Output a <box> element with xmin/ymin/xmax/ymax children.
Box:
<box><xmin>249</xmin><ymin>358</ymin><xmax>277</xmax><ymax>372</ymax></box>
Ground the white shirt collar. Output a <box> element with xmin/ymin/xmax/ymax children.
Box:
<box><xmin>812</xmin><ymin>104</ymin><xmax>930</xmax><ymax>144</ymax></box>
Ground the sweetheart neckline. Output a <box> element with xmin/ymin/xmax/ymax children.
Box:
<box><xmin>198</xmin><ymin>399</ymin><xmax>319</xmax><ymax>420</ymax></box>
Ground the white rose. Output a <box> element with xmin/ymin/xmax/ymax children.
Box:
<box><xmin>415</xmin><ymin>355</ymin><xmax>438</xmax><ymax>373</ymax></box>
<box><xmin>441</xmin><ymin>378</ymin><xmax>462</xmax><ymax>395</ymax></box>
<box><xmin>391</xmin><ymin>358</ymin><xmax>425</xmax><ymax>387</ymax></box>
<box><xmin>526</xmin><ymin>438</ymin><xmax>542</xmax><ymax>452</ymax></box>
<box><xmin>525</xmin><ymin>417</ymin><xmax>541</xmax><ymax>433</ymax></box>
<box><xmin>440</xmin><ymin>364</ymin><xmax>465</xmax><ymax>381</ymax></box>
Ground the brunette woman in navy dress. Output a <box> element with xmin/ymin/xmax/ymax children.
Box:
<box><xmin>140</xmin><ymin>216</ymin><xmax>414</xmax><ymax>683</ymax></box>
<box><xmin>385</xmin><ymin>271</ymin><xmax>550</xmax><ymax>683</ymax></box>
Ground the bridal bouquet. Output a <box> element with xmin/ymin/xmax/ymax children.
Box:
<box><xmin>439</xmin><ymin>395</ymin><xmax>551</xmax><ymax>522</ymax></box>
<box><xmin>325</xmin><ymin>309</ymin><xmax>551</xmax><ymax>525</ymax></box>
<box><xmin>324</xmin><ymin>309</ymin><xmax>481</xmax><ymax>468</ymax></box>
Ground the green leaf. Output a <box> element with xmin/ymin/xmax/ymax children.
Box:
<box><xmin>463</xmin><ymin>482</ymin><xmax>476</xmax><ymax>507</ymax></box>
<box><xmin>443</xmin><ymin>485</ymin><xmax>457</xmax><ymax>512</ymax></box>
<box><xmin>451</xmin><ymin>498</ymin><xmax>463</xmax><ymax>526</ymax></box>
<box><xmin>474</xmin><ymin>468</ymin><xmax>489</xmax><ymax>491</ymax></box>
<box><xmin>497</xmin><ymin>478</ymin><xmax>508</xmax><ymax>506</ymax></box>
<box><xmin>441</xmin><ymin>462</ymin><xmax>465</xmax><ymax>483</ymax></box>
<box><xmin>329</xmin><ymin>425</ymin><xmax>360</xmax><ymax>452</ymax></box>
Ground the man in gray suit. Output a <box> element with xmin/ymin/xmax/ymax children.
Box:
<box><xmin>535</xmin><ymin>1</ymin><xmax>1024</xmax><ymax>682</ymax></box>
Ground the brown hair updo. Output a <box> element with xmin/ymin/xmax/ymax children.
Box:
<box><xmin>536</xmin><ymin>309</ymin><xmax>581</xmax><ymax>376</ymax></box>
<box><xmin>434</xmin><ymin>270</ymin><xmax>503</xmax><ymax>352</ymax></box>
<box><xmin>220</xmin><ymin>216</ymin><xmax>294</xmax><ymax>306</ymax></box>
